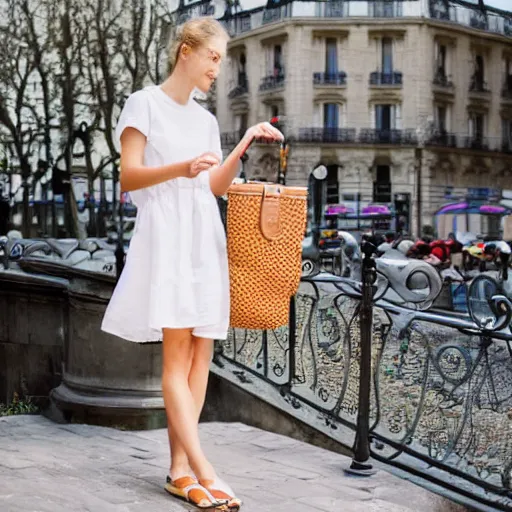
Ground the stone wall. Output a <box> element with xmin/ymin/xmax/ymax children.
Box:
<box><xmin>0</xmin><ymin>272</ymin><xmax>67</xmax><ymax>406</ymax></box>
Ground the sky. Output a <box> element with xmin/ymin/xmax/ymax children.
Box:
<box><xmin>485</xmin><ymin>0</ymin><xmax>510</xmax><ymax>12</ymax></box>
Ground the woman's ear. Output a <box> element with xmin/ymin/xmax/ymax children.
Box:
<box><xmin>181</xmin><ymin>43</ymin><xmax>190</xmax><ymax>59</ymax></box>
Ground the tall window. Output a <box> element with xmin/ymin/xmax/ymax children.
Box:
<box><xmin>375</xmin><ymin>104</ymin><xmax>392</xmax><ymax>131</ymax></box>
<box><xmin>505</xmin><ymin>58</ymin><xmax>512</xmax><ymax>91</ymax></box>
<box><xmin>381</xmin><ymin>37</ymin><xmax>393</xmax><ymax>74</ymax></box>
<box><xmin>436</xmin><ymin>44</ymin><xmax>447</xmax><ymax>76</ymax></box>
<box><xmin>503</xmin><ymin>119</ymin><xmax>512</xmax><ymax>148</ymax></box>
<box><xmin>323</xmin><ymin>103</ymin><xmax>339</xmax><ymax>129</ymax></box>
<box><xmin>436</xmin><ymin>105</ymin><xmax>447</xmax><ymax>133</ymax></box>
<box><xmin>472</xmin><ymin>54</ymin><xmax>485</xmax><ymax>89</ymax></box>
<box><xmin>274</xmin><ymin>44</ymin><xmax>283</xmax><ymax>76</ymax></box>
<box><xmin>469</xmin><ymin>113</ymin><xmax>485</xmax><ymax>141</ymax></box>
<box><xmin>325</xmin><ymin>38</ymin><xmax>338</xmax><ymax>74</ymax></box>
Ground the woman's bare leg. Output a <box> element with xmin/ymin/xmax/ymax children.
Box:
<box><xmin>168</xmin><ymin>335</ymin><xmax>214</xmax><ymax>479</ymax></box>
<box><xmin>162</xmin><ymin>328</ymin><xmax>216</xmax><ymax>482</ymax></box>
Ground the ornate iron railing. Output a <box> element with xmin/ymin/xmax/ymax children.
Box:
<box><xmin>369</xmin><ymin>71</ymin><xmax>403</xmax><ymax>86</ymax></box>
<box><xmin>259</xmin><ymin>73</ymin><xmax>286</xmax><ymax>92</ymax></box>
<box><xmin>313</xmin><ymin>71</ymin><xmax>347</xmax><ymax>86</ymax></box>
<box><xmin>216</xmin><ymin>256</ymin><xmax>512</xmax><ymax>510</ymax></box>
<box><xmin>296</xmin><ymin>127</ymin><xmax>356</xmax><ymax>144</ymax></box>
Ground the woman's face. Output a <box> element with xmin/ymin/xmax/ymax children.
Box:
<box><xmin>186</xmin><ymin>36</ymin><xmax>227</xmax><ymax>94</ymax></box>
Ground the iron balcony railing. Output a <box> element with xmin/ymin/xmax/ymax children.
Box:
<box><xmin>368</xmin><ymin>1</ymin><xmax>403</xmax><ymax>18</ymax></box>
<box><xmin>214</xmin><ymin>249</ymin><xmax>512</xmax><ymax>510</ymax></box>
<box><xmin>324</xmin><ymin>0</ymin><xmax>348</xmax><ymax>18</ymax></box>
<box><xmin>296</xmin><ymin>128</ymin><xmax>356</xmax><ymax>144</ymax></box>
<box><xmin>470</xmin><ymin>14</ymin><xmax>488</xmax><ymax>31</ymax></box>
<box><xmin>220</xmin><ymin>130</ymin><xmax>245</xmax><ymax>147</ymax></box>
<box><xmin>313</xmin><ymin>72</ymin><xmax>347</xmax><ymax>86</ymax></box>
<box><xmin>359</xmin><ymin>128</ymin><xmax>405</xmax><ymax>145</ymax></box>
<box><xmin>433</xmin><ymin>71</ymin><xmax>454</xmax><ymax>88</ymax></box>
<box><xmin>228</xmin><ymin>73</ymin><xmax>249</xmax><ymax>99</ymax></box>
<box><xmin>463</xmin><ymin>135</ymin><xmax>490</xmax><ymax>151</ymax></box>
<box><xmin>469</xmin><ymin>77</ymin><xmax>490</xmax><ymax>93</ymax></box>
<box><xmin>210</xmin><ymin>0</ymin><xmax>510</xmax><ymax>39</ymax></box>
<box><xmin>502</xmin><ymin>81</ymin><xmax>512</xmax><ymax>99</ymax></box>
<box><xmin>428</xmin><ymin>131</ymin><xmax>458</xmax><ymax>148</ymax></box>
<box><xmin>259</xmin><ymin>73</ymin><xmax>285</xmax><ymax>92</ymax></box>
<box><xmin>369</xmin><ymin>71</ymin><xmax>403</xmax><ymax>86</ymax></box>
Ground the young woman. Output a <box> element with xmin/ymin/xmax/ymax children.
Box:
<box><xmin>101</xmin><ymin>16</ymin><xmax>283</xmax><ymax>511</ymax></box>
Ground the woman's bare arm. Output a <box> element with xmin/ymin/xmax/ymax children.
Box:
<box><xmin>209</xmin><ymin>122</ymin><xmax>284</xmax><ymax>197</ymax></box>
<box><xmin>119</xmin><ymin>128</ymin><xmax>219</xmax><ymax>192</ymax></box>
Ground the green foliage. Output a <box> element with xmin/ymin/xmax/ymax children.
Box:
<box><xmin>0</xmin><ymin>392</ymin><xmax>39</xmax><ymax>417</ymax></box>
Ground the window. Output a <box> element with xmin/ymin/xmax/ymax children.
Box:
<box><xmin>503</xmin><ymin>119</ymin><xmax>512</xmax><ymax>149</ymax></box>
<box><xmin>436</xmin><ymin>105</ymin><xmax>447</xmax><ymax>132</ymax></box>
<box><xmin>323</xmin><ymin>103</ymin><xmax>339</xmax><ymax>129</ymax></box>
<box><xmin>375</xmin><ymin>104</ymin><xmax>392</xmax><ymax>130</ymax></box>
<box><xmin>381</xmin><ymin>37</ymin><xmax>393</xmax><ymax>74</ymax></box>
<box><xmin>238</xmin><ymin>53</ymin><xmax>247</xmax><ymax>87</ymax></box>
<box><xmin>235</xmin><ymin>113</ymin><xmax>248</xmax><ymax>136</ymax></box>
<box><xmin>469</xmin><ymin>113</ymin><xmax>485</xmax><ymax>141</ymax></box>
<box><xmin>325</xmin><ymin>38</ymin><xmax>338</xmax><ymax>74</ymax></box>
<box><xmin>274</xmin><ymin>44</ymin><xmax>283</xmax><ymax>76</ymax></box>
<box><xmin>504</xmin><ymin>58</ymin><xmax>512</xmax><ymax>92</ymax></box>
<box><xmin>436</xmin><ymin>43</ymin><xmax>447</xmax><ymax>76</ymax></box>
<box><xmin>270</xmin><ymin>105</ymin><xmax>279</xmax><ymax>118</ymax></box>
<box><xmin>472</xmin><ymin>54</ymin><xmax>485</xmax><ymax>90</ymax></box>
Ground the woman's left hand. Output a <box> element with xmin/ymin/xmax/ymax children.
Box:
<box><xmin>243</xmin><ymin>122</ymin><xmax>284</xmax><ymax>143</ymax></box>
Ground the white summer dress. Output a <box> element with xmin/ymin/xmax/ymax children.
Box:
<box><xmin>101</xmin><ymin>85</ymin><xmax>230</xmax><ymax>342</ymax></box>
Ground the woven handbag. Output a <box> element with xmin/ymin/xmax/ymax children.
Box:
<box><xmin>226</xmin><ymin>182</ymin><xmax>308</xmax><ymax>330</ymax></box>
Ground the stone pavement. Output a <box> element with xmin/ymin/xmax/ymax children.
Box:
<box><xmin>0</xmin><ymin>415</ymin><xmax>468</xmax><ymax>512</ymax></box>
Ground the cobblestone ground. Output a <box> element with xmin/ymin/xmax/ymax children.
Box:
<box><xmin>0</xmin><ymin>415</ymin><xmax>468</xmax><ymax>512</ymax></box>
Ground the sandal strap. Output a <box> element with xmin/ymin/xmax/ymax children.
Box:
<box><xmin>182</xmin><ymin>482</ymin><xmax>220</xmax><ymax>504</ymax></box>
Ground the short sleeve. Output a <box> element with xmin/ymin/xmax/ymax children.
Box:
<box><xmin>209</xmin><ymin>115</ymin><xmax>223</xmax><ymax>162</ymax></box>
<box><xmin>114</xmin><ymin>90</ymin><xmax>150</xmax><ymax>150</ymax></box>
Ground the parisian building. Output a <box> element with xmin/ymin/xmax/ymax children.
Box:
<box><xmin>174</xmin><ymin>0</ymin><xmax>512</xmax><ymax>236</ymax></box>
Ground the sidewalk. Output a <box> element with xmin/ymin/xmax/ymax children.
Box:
<box><xmin>0</xmin><ymin>415</ymin><xmax>467</xmax><ymax>512</ymax></box>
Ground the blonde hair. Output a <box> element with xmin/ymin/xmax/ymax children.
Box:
<box><xmin>167</xmin><ymin>16</ymin><xmax>230</xmax><ymax>74</ymax></box>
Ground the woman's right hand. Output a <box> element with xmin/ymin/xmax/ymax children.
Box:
<box><xmin>187</xmin><ymin>152</ymin><xmax>221</xmax><ymax>178</ymax></box>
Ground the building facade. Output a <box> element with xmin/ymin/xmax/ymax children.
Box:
<box><xmin>175</xmin><ymin>0</ymin><xmax>512</xmax><ymax>236</ymax></box>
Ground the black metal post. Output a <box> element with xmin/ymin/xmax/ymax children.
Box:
<box><xmin>288</xmin><ymin>295</ymin><xmax>296</xmax><ymax>387</ymax></box>
<box><xmin>348</xmin><ymin>239</ymin><xmax>377</xmax><ymax>476</ymax></box>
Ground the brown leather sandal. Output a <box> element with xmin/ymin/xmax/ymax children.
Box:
<box><xmin>165</xmin><ymin>475</ymin><xmax>229</xmax><ymax>509</ymax></box>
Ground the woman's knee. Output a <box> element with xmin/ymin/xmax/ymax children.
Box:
<box><xmin>191</xmin><ymin>337</ymin><xmax>214</xmax><ymax>368</ymax></box>
<box><xmin>162</xmin><ymin>328</ymin><xmax>194</xmax><ymax>376</ymax></box>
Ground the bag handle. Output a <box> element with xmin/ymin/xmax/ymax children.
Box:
<box><xmin>260</xmin><ymin>184</ymin><xmax>282</xmax><ymax>241</ymax></box>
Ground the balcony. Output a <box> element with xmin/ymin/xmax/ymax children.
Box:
<box><xmin>220</xmin><ymin>130</ymin><xmax>244</xmax><ymax>147</ymax></box>
<box><xmin>296</xmin><ymin>127</ymin><xmax>356</xmax><ymax>144</ymax></box>
<box><xmin>324</xmin><ymin>0</ymin><xmax>348</xmax><ymax>18</ymax></box>
<box><xmin>262</xmin><ymin>5</ymin><xmax>291</xmax><ymax>25</ymax></box>
<box><xmin>369</xmin><ymin>1</ymin><xmax>403</xmax><ymax>18</ymax></box>
<box><xmin>259</xmin><ymin>72</ymin><xmax>285</xmax><ymax>92</ymax></box>
<box><xmin>359</xmin><ymin>129</ymin><xmax>405</xmax><ymax>144</ymax></box>
<box><xmin>313</xmin><ymin>72</ymin><xmax>347</xmax><ymax>86</ymax></box>
<box><xmin>428</xmin><ymin>131</ymin><xmax>458</xmax><ymax>148</ymax></box>
<box><xmin>470</xmin><ymin>14</ymin><xmax>488</xmax><ymax>31</ymax></box>
<box><xmin>463</xmin><ymin>136</ymin><xmax>490</xmax><ymax>151</ymax></box>
<box><xmin>228</xmin><ymin>73</ymin><xmax>249</xmax><ymax>99</ymax></box>
<box><xmin>433</xmin><ymin>70</ymin><xmax>453</xmax><ymax>88</ymax></box>
<box><xmin>369</xmin><ymin>71</ymin><xmax>403</xmax><ymax>87</ymax></box>
<box><xmin>502</xmin><ymin>78</ymin><xmax>512</xmax><ymax>102</ymax></box>
<box><xmin>469</xmin><ymin>78</ymin><xmax>489</xmax><ymax>93</ymax></box>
